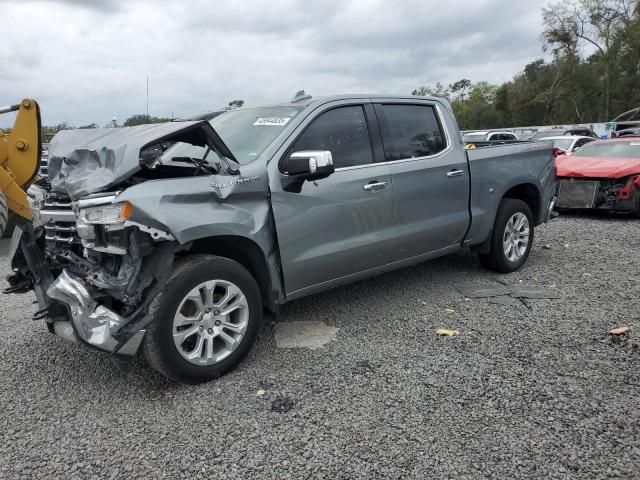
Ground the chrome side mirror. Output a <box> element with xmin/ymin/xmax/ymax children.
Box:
<box><xmin>281</xmin><ymin>150</ymin><xmax>335</xmax><ymax>193</ymax></box>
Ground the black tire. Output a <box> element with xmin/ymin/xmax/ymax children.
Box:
<box><xmin>478</xmin><ymin>198</ymin><xmax>534</xmax><ymax>273</ymax></box>
<box><xmin>142</xmin><ymin>254</ymin><xmax>263</xmax><ymax>384</ymax></box>
<box><xmin>0</xmin><ymin>192</ymin><xmax>7</xmax><ymax>238</ymax></box>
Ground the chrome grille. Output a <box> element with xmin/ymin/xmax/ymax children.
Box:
<box><xmin>39</xmin><ymin>148</ymin><xmax>49</xmax><ymax>177</ymax></box>
<box><xmin>41</xmin><ymin>193</ymin><xmax>79</xmax><ymax>244</ymax></box>
<box><xmin>39</xmin><ymin>156</ymin><xmax>48</xmax><ymax>177</ymax></box>
<box><xmin>44</xmin><ymin>197</ymin><xmax>72</xmax><ymax>209</ymax></box>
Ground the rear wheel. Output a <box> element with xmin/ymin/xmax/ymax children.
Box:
<box><xmin>479</xmin><ymin>198</ymin><xmax>534</xmax><ymax>273</ymax></box>
<box><xmin>0</xmin><ymin>192</ymin><xmax>7</xmax><ymax>238</ymax></box>
<box><xmin>143</xmin><ymin>254</ymin><xmax>263</xmax><ymax>384</ymax></box>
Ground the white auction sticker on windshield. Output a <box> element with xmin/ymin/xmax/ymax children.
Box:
<box><xmin>253</xmin><ymin>117</ymin><xmax>291</xmax><ymax>126</ymax></box>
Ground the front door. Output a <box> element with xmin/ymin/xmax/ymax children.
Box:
<box><xmin>270</xmin><ymin>103</ymin><xmax>394</xmax><ymax>296</ymax></box>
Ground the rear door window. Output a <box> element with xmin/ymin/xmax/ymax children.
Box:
<box><xmin>377</xmin><ymin>104</ymin><xmax>447</xmax><ymax>161</ymax></box>
<box><xmin>290</xmin><ymin>106</ymin><xmax>373</xmax><ymax>169</ymax></box>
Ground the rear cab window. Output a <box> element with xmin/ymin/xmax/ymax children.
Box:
<box><xmin>375</xmin><ymin>104</ymin><xmax>447</xmax><ymax>161</ymax></box>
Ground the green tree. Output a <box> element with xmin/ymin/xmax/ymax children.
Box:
<box><xmin>543</xmin><ymin>0</ymin><xmax>637</xmax><ymax>119</ymax></box>
<box><xmin>414</xmin><ymin>3</ymin><xmax>639</xmax><ymax>130</ymax></box>
<box><xmin>413</xmin><ymin>80</ymin><xmax>504</xmax><ymax>130</ymax></box>
<box><xmin>449</xmin><ymin>79</ymin><xmax>472</xmax><ymax>101</ymax></box>
<box><xmin>609</xmin><ymin>2</ymin><xmax>640</xmax><ymax>115</ymax></box>
<box><xmin>411</xmin><ymin>83</ymin><xmax>450</xmax><ymax>99</ymax></box>
<box><xmin>42</xmin><ymin>122</ymin><xmax>74</xmax><ymax>143</ymax></box>
<box><xmin>123</xmin><ymin>114</ymin><xmax>171</xmax><ymax>127</ymax></box>
<box><xmin>225</xmin><ymin>100</ymin><xmax>245</xmax><ymax>110</ymax></box>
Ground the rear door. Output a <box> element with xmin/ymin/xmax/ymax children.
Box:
<box><xmin>373</xmin><ymin>100</ymin><xmax>470</xmax><ymax>261</ymax></box>
<box><xmin>269</xmin><ymin>101</ymin><xmax>395</xmax><ymax>296</ymax></box>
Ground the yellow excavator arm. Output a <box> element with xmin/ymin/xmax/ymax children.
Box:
<box><xmin>0</xmin><ymin>99</ymin><xmax>41</xmax><ymax>235</ymax></box>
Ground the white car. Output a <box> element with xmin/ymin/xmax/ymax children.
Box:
<box><xmin>538</xmin><ymin>135</ymin><xmax>596</xmax><ymax>155</ymax></box>
<box><xmin>462</xmin><ymin>131</ymin><xmax>518</xmax><ymax>142</ymax></box>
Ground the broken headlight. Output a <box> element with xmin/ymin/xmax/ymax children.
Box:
<box><xmin>78</xmin><ymin>202</ymin><xmax>133</xmax><ymax>225</ymax></box>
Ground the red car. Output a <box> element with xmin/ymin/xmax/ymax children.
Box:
<box><xmin>556</xmin><ymin>137</ymin><xmax>640</xmax><ymax>215</ymax></box>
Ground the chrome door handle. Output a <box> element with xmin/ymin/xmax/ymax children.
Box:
<box><xmin>363</xmin><ymin>181</ymin><xmax>388</xmax><ymax>192</ymax></box>
<box><xmin>447</xmin><ymin>169</ymin><xmax>465</xmax><ymax>177</ymax></box>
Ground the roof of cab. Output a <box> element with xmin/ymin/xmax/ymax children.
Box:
<box><xmin>184</xmin><ymin>93</ymin><xmax>452</xmax><ymax>119</ymax></box>
<box><xmin>235</xmin><ymin>93</ymin><xmax>450</xmax><ymax>110</ymax></box>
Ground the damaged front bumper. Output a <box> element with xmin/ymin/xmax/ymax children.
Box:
<box><xmin>7</xmin><ymin>186</ymin><xmax>184</xmax><ymax>368</ymax></box>
<box><xmin>46</xmin><ymin>269</ymin><xmax>145</xmax><ymax>356</ymax></box>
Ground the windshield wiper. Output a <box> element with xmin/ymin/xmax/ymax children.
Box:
<box><xmin>170</xmin><ymin>156</ymin><xmax>218</xmax><ymax>174</ymax></box>
<box><xmin>218</xmin><ymin>155</ymin><xmax>240</xmax><ymax>175</ymax></box>
<box><xmin>202</xmin><ymin>139</ymin><xmax>239</xmax><ymax>175</ymax></box>
<box><xmin>170</xmin><ymin>144</ymin><xmax>240</xmax><ymax>176</ymax></box>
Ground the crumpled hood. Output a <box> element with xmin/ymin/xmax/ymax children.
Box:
<box><xmin>47</xmin><ymin>121</ymin><xmax>229</xmax><ymax>199</ymax></box>
<box><xmin>556</xmin><ymin>155</ymin><xmax>640</xmax><ymax>179</ymax></box>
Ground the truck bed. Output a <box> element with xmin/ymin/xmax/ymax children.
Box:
<box><xmin>464</xmin><ymin>140</ymin><xmax>526</xmax><ymax>148</ymax></box>
<box><xmin>464</xmin><ymin>141</ymin><xmax>556</xmax><ymax>246</ymax></box>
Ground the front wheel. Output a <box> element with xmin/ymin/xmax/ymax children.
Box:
<box><xmin>143</xmin><ymin>254</ymin><xmax>263</xmax><ymax>384</ymax></box>
<box><xmin>479</xmin><ymin>198</ymin><xmax>534</xmax><ymax>273</ymax></box>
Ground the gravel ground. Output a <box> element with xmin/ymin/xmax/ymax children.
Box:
<box><xmin>0</xmin><ymin>214</ymin><xmax>639</xmax><ymax>479</ymax></box>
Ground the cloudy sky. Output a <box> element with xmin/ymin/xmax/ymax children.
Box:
<box><xmin>0</xmin><ymin>0</ymin><xmax>551</xmax><ymax>127</ymax></box>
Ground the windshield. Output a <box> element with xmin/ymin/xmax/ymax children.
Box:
<box><xmin>211</xmin><ymin>106</ymin><xmax>303</xmax><ymax>164</ymax></box>
<box><xmin>546</xmin><ymin>138</ymin><xmax>573</xmax><ymax>151</ymax></box>
<box><xmin>531</xmin><ymin>130</ymin><xmax>563</xmax><ymax>140</ymax></box>
<box><xmin>573</xmin><ymin>141</ymin><xmax>640</xmax><ymax>159</ymax></box>
<box><xmin>463</xmin><ymin>133</ymin><xmax>487</xmax><ymax>143</ymax></box>
<box><xmin>160</xmin><ymin>106</ymin><xmax>304</xmax><ymax>166</ymax></box>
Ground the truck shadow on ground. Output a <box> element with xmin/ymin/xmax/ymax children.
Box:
<box><xmin>10</xmin><ymin>249</ymin><xmax>486</xmax><ymax>391</ymax></box>
<box><xmin>276</xmin><ymin>249</ymin><xmax>480</xmax><ymax>321</ymax></box>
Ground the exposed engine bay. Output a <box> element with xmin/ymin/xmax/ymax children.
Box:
<box><xmin>5</xmin><ymin>119</ymin><xmax>236</xmax><ymax>366</ymax></box>
<box><xmin>557</xmin><ymin>176</ymin><xmax>640</xmax><ymax>212</ymax></box>
<box><xmin>7</xmin><ymin>179</ymin><xmax>184</xmax><ymax>367</ymax></box>
<box><xmin>29</xmin><ymin>185</ymin><xmax>174</xmax><ymax>304</ymax></box>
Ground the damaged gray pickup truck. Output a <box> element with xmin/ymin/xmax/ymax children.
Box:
<box><xmin>5</xmin><ymin>94</ymin><xmax>557</xmax><ymax>383</ymax></box>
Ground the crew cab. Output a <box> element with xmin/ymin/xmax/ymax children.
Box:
<box><xmin>6</xmin><ymin>93</ymin><xmax>557</xmax><ymax>383</ymax></box>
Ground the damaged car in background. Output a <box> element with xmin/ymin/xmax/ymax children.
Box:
<box><xmin>556</xmin><ymin>137</ymin><xmax>640</xmax><ymax>215</ymax></box>
<box><xmin>5</xmin><ymin>93</ymin><xmax>556</xmax><ymax>383</ymax></box>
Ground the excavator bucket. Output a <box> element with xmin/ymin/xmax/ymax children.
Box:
<box><xmin>0</xmin><ymin>99</ymin><xmax>42</xmax><ymax>235</ymax></box>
